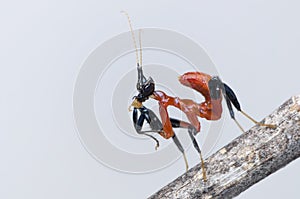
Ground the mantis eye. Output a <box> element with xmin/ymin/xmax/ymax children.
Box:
<box><xmin>143</xmin><ymin>82</ymin><xmax>155</xmax><ymax>97</ymax></box>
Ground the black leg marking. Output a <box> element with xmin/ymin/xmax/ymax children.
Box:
<box><xmin>133</xmin><ymin>106</ymin><xmax>163</xmax><ymax>149</ymax></box>
<box><xmin>223</xmin><ymin>83</ymin><xmax>276</xmax><ymax>130</ymax></box>
<box><xmin>170</xmin><ymin>118</ymin><xmax>181</xmax><ymax>128</ymax></box>
<box><xmin>208</xmin><ymin>76</ymin><xmax>223</xmax><ymax>100</ymax></box>
<box><xmin>172</xmin><ymin>134</ymin><xmax>188</xmax><ymax>171</ymax></box>
<box><xmin>222</xmin><ymin>84</ymin><xmax>245</xmax><ymax>132</ymax></box>
<box><xmin>133</xmin><ymin>108</ymin><xmax>145</xmax><ymax>132</ymax></box>
<box><xmin>187</xmin><ymin>126</ymin><xmax>207</xmax><ymax>181</ymax></box>
<box><xmin>223</xmin><ymin>83</ymin><xmax>241</xmax><ymax>111</ymax></box>
<box><xmin>133</xmin><ymin>107</ymin><xmax>162</xmax><ymax>133</ymax></box>
<box><xmin>225</xmin><ymin>95</ymin><xmax>235</xmax><ymax>120</ymax></box>
<box><xmin>146</xmin><ymin>108</ymin><xmax>163</xmax><ymax>132</ymax></box>
<box><xmin>172</xmin><ymin>133</ymin><xmax>184</xmax><ymax>154</ymax></box>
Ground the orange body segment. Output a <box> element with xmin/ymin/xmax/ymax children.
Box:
<box><xmin>152</xmin><ymin>71</ymin><xmax>223</xmax><ymax>139</ymax></box>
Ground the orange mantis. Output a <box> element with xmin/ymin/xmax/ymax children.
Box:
<box><xmin>122</xmin><ymin>11</ymin><xmax>276</xmax><ymax>181</ymax></box>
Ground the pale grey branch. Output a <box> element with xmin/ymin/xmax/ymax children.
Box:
<box><xmin>149</xmin><ymin>95</ymin><xmax>300</xmax><ymax>199</ymax></box>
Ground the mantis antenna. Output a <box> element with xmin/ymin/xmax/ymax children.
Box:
<box><xmin>139</xmin><ymin>29</ymin><xmax>143</xmax><ymax>67</ymax></box>
<box><xmin>121</xmin><ymin>11</ymin><xmax>140</xmax><ymax>66</ymax></box>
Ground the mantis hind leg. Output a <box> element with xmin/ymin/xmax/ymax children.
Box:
<box><xmin>223</xmin><ymin>83</ymin><xmax>276</xmax><ymax>130</ymax></box>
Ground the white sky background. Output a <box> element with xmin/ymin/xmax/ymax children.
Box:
<box><xmin>0</xmin><ymin>0</ymin><xmax>299</xmax><ymax>198</ymax></box>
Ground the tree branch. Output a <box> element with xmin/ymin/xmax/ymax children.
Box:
<box><xmin>149</xmin><ymin>95</ymin><xmax>300</xmax><ymax>199</ymax></box>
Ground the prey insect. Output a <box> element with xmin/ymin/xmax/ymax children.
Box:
<box><xmin>122</xmin><ymin>12</ymin><xmax>276</xmax><ymax>182</ymax></box>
